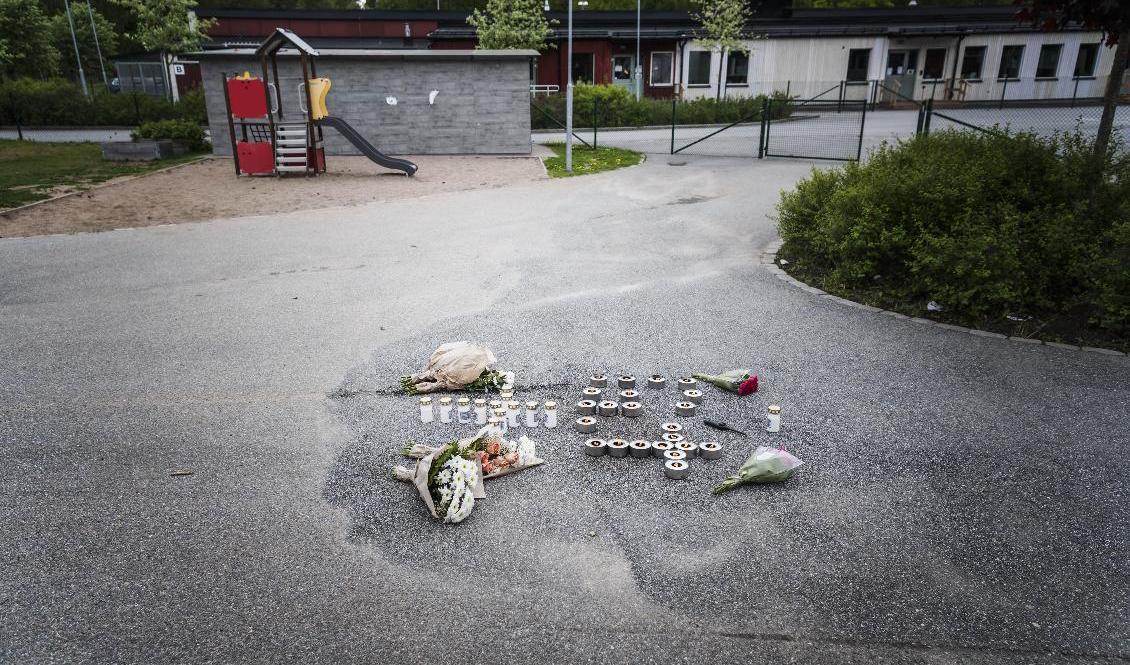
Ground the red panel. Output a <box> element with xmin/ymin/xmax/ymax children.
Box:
<box><xmin>237</xmin><ymin>141</ymin><xmax>274</xmax><ymax>175</ymax></box>
<box><xmin>227</xmin><ymin>78</ymin><xmax>268</xmax><ymax>119</ymax></box>
<box><xmin>310</xmin><ymin>147</ymin><xmax>325</xmax><ymax>172</ymax></box>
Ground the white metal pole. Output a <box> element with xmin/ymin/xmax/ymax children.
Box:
<box><xmin>635</xmin><ymin>0</ymin><xmax>641</xmax><ymax>100</ymax></box>
<box><xmin>63</xmin><ymin>0</ymin><xmax>90</xmax><ymax>98</ymax></box>
<box><xmin>85</xmin><ymin>2</ymin><xmax>109</xmax><ymax>88</ymax></box>
<box><xmin>565</xmin><ymin>0</ymin><xmax>573</xmax><ymax>172</ymax></box>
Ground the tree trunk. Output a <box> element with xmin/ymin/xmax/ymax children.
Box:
<box><xmin>1094</xmin><ymin>28</ymin><xmax>1130</xmax><ymax>160</ymax></box>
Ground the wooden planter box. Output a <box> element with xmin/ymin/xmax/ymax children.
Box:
<box><xmin>101</xmin><ymin>139</ymin><xmax>189</xmax><ymax>161</ymax></box>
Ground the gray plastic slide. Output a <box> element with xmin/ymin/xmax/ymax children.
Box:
<box><xmin>316</xmin><ymin>116</ymin><xmax>418</xmax><ymax>176</ymax></box>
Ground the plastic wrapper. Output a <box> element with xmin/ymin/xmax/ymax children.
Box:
<box><xmin>392</xmin><ymin>441</ymin><xmax>486</xmax><ymax>523</ymax></box>
<box><xmin>399</xmin><ymin>341</ymin><xmax>511</xmax><ymax>394</ymax></box>
<box><xmin>713</xmin><ymin>446</ymin><xmax>803</xmax><ymax>494</ymax></box>
<box><xmin>401</xmin><ymin>424</ymin><xmax>544</xmax><ymax>480</ymax></box>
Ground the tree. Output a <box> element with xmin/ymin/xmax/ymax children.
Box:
<box><xmin>0</xmin><ymin>0</ymin><xmax>62</xmax><ymax>79</ymax></box>
<box><xmin>691</xmin><ymin>0</ymin><xmax>752</xmax><ymax>100</ymax></box>
<box><xmin>1017</xmin><ymin>0</ymin><xmax>1130</xmax><ymax>159</ymax></box>
<box><xmin>51</xmin><ymin>2</ymin><xmax>118</xmax><ymax>87</ymax></box>
<box><xmin>112</xmin><ymin>0</ymin><xmax>214</xmax><ymax>99</ymax></box>
<box><xmin>467</xmin><ymin>0</ymin><xmax>555</xmax><ymax>50</ymax></box>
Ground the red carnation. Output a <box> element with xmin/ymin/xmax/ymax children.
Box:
<box><xmin>738</xmin><ymin>375</ymin><xmax>759</xmax><ymax>396</ymax></box>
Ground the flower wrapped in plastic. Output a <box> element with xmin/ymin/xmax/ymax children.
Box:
<box><xmin>712</xmin><ymin>445</ymin><xmax>803</xmax><ymax>494</ymax></box>
<box><xmin>399</xmin><ymin>341</ymin><xmax>513</xmax><ymax>395</ymax></box>
<box><xmin>401</xmin><ymin>424</ymin><xmax>544</xmax><ymax>480</ymax></box>
<box><xmin>693</xmin><ymin>369</ymin><xmax>759</xmax><ymax>395</ymax></box>
<box><xmin>392</xmin><ymin>441</ymin><xmax>485</xmax><ymax>523</ymax></box>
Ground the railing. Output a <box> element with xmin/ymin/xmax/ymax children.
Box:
<box><xmin>529</xmin><ymin>84</ymin><xmax>560</xmax><ymax>96</ymax></box>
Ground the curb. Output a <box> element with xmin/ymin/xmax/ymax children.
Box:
<box><xmin>760</xmin><ymin>239</ymin><xmax>1127</xmax><ymax>359</ymax></box>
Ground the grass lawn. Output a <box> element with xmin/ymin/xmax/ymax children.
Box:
<box><xmin>542</xmin><ymin>143</ymin><xmax>642</xmax><ymax>178</ymax></box>
<box><xmin>0</xmin><ymin>140</ymin><xmax>205</xmax><ymax>209</ymax></box>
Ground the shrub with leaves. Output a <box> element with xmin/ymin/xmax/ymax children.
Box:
<box><xmin>777</xmin><ymin>129</ymin><xmax>1130</xmax><ymax>342</ymax></box>
<box><xmin>131</xmin><ymin>119</ymin><xmax>208</xmax><ymax>151</ymax></box>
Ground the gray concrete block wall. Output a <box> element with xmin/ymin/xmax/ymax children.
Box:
<box><xmin>199</xmin><ymin>53</ymin><xmax>532</xmax><ymax>156</ymax></box>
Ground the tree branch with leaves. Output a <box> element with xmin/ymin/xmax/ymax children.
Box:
<box><xmin>112</xmin><ymin>0</ymin><xmax>214</xmax><ymax>99</ymax></box>
<box><xmin>467</xmin><ymin>0</ymin><xmax>556</xmax><ymax>51</ymax></box>
<box><xmin>1016</xmin><ymin>0</ymin><xmax>1130</xmax><ymax>160</ymax></box>
<box><xmin>692</xmin><ymin>0</ymin><xmax>752</xmax><ymax>100</ymax></box>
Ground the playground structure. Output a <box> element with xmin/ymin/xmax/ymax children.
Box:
<box><xmin>221</xmin><ymin>28</ymin><xmax>418</xmax><ymax>177</ymax></box>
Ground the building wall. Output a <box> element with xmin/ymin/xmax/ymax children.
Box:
<box><xmin>199</xmin><ymin>53</ymin><xmax>532</xmax><ymax>156</ymax></box>
<box><xmin>678</xmin><ymin>30</ymin><xmax>1121</xmax><ymax>103</ymax></box>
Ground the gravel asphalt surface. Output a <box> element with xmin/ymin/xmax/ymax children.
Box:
<box><xmin>1</xmin><ymin>154</ymin><xmax>1128</xmax><ymax>664</ymax></box>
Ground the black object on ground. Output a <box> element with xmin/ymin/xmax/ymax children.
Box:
<box><xmin>703</xmin><ymin>419</ymin><xmax>747</xmax><ymax>436</ymax></box>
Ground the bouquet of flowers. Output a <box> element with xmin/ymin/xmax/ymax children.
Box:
<box><xmin>401</xmin><ymin>424</ymin><xmax>544</xmax><ymax>480</ymax></box>
<box><xmin>693</xmin><ymin>369</ymin><xmax>758</xmax><ymax>395</ymax></box>
<box><xmin>393</xmin><ymin>441</ymin><xmax>485</xmax><ymax>523</ymax></box>
<box><xmin>712</xmin><ymin>445</ymin><xmax>803</xmax><ymax>494</ymax></box>
<box><xmin>399</xmin><ymin>341</ymin><xmax>513</xmax><ymax>395</ymax></box>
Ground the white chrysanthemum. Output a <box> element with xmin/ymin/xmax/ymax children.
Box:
<box><xmin>516</xmin><ymin>436</ymin><xmax>537</xmax><ymax>466</ymax></box>
<box><xmin>436</xmin><ymin>469</ymin><xmax>452</xmax><ymax>485</ymax></box>
<box><xmin>444</xmin><ymin>486</ymin><xmax>475</xmax><ymax>523</ymax></box>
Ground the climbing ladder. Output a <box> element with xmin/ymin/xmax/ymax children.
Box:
<box><xmin>275</xmin><ymin>123</ymin><xmax>317</xmax><ymax>174</ymax></box>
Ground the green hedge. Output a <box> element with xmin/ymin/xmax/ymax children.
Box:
<box><xmin>777</xmin><ymin>129</ymin><xmax>1130</xmax><ymax>344</ymax></box>
<box><xmin>0</xmin><ymin>78</ymin><xmax>207</xmax><ymax>126</ymax></box>
<box><xmin>131</xmin><ymin>119</ymin><xmax>209</xmax><ymax>151</ymax></box>
<box><xmin>532</xmin><ymin>83</ymin><xmax>791</xmax><ymax>130</ymax></box>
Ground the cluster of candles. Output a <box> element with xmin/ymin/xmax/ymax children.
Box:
<box><xmin>418</xmin><ymin>390</ymin><xmax>558</xmax><ymax>430</ymax></box>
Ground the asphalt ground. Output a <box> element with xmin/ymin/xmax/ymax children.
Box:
<box><xmin>1</xmin><ymin>155</ymin><xmax>1128</xmax><ymax>664</ymax></box>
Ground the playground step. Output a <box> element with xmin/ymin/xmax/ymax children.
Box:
<box><xmin>276</xmin><ymin>165</ymin><xmax>309</xmax><ymax>173</ymax></box>
<box><xmin>276</xmin><ymin>154</ymin><xmax>308</xmax><ymax>163</ymax></box>
<box><xmin>275</xmin><ymin>140</ymin><xmax>308</xmax><ymax>148</ymax></box>
<box><xmin>275</xmin><ymin>147</ymin><xmax>308</xmax><ymax>155</ymax></box>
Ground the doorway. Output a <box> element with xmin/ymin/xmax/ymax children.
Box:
<box><xmin>612</xmin><ymin>55</ymin><xmax>635</xmax><ymax>92</ymax></box>
<box><xmin>883</xmin><ymin>49</ymin><xmax>918</xmax><ymax>101</ymax></box>
<box><xmin>571</xmin><ymin>53</ymin><xmax>595</xmax><ymax>84</ymax></box>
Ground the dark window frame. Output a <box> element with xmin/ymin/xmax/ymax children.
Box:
<box><xmin>1035</xmin><ymin>43</ymin><xmax>1062</xmax><ymax>79</ymax></box>
<box><xmin>1074</xmin><ymin>42</ymin><xmax>1100</xmax><ymax>78</ymax></box>
<box><xmin>726</xmin><ymin>51</ymin><xmax>749</xmax><ymax>85</ymax></box>
<box><xmin>650</xmin><ymin>51</ymin><xmax>674</xmax><ymax>87</ymax></box>
<box><xmin>845</xmin><ymin>48</ymin><xmax>871</xmax><ymax>82</ymax></box>
<box><xmin>687</xmin><ymin>50</ymin><xmax>711</xmax><ymax>87</ymax></box>
<box><xmin>922</xmin><ymin>48</ymin><xmax>947</xmax><ymax>80</ymax></box>
<box><xmin>960</xmin><ymin>45</ymin><xmax>986</xmax><ymax>81</ymax></box>
<box><xmin>997</xmin><ymin>44</ymin><xmax>1024</xmax><ymax>80</ymax></box>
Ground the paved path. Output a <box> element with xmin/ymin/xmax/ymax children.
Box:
<box><xmin>1</xmin><ymin>156</ymin><xmax>1127</xmax><ymax>664</ymax></box>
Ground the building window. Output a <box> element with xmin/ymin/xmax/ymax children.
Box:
<box><xmin>726</xmin><ymin>52</ymin><xmax>749</xmax><ymax>85</ymax></box>
<box><xmin>846</xmin><ymin>48</ymin><xmax>870</xmax><ymax>81</ymax></box>
<box><xmin>923</xmin><ymin>48</ymin><xmax>946</xmax><ymax>80</ymax></box>
<box><xmin>998</xmin><ymin>45</ymin><xmax>1023</xmax><ymax>79</ymax></box>
<box><xmin>688</xmin><ymin>51</ymin><xmax>711</xmax><ymax>86</ymax></box>
<box><xmin>1036</xmin><ymin>44</ymin><xmax>1062</xmax><ymax>78</ymax></box>
<box><xmin>650</xmin><ymin>51</ymin><xmax>673</xmax><ymax>86</ymax></box>
<box><xmin>1074</xmin><ymin>43</ymin><xmax>1100</xmax><ymax>77</ymax></box>
<box><xmin>571</xmin><ymin>53</ymin><xmax>594</xmax><ymax>84</ymax></box>
<box><xmin>960</xmin><ymin>46</ymin><xmax>986</xmax><ymax>80</ymax></box>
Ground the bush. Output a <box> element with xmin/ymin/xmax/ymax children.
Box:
<box><xmin>0</xmin><ymin>78</ymin><xmax>206</xmax><ymax>126</ymax></box>
<box><xmin>131</xmin><ymin>119</ymin><xmax>209</xmax><ymax>151</ymax></box>
<box><xmin>777</xmin><ymin>129</ymin><xmax>1130</xmax><ymax>341</ymax></box>
<box><xmin>531</xmin><ymin>83</ymin><xmax>791</xmax><ymax>130</ymax></box>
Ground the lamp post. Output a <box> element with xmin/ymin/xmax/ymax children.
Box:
<box><xmin>635</xmin><ymin>0</ymin><xmax>641</xmax><ymax>101</ymax></box>
<box><xmin>565</xmin><ymin>0</ymin><xmax>574</xmax><ymax>172</ymax></box>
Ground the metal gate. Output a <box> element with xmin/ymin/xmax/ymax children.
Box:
<box><xmin>760</xmin><ymin>95</ymin><xmax>868</xmax><ymax>162</ymax></box>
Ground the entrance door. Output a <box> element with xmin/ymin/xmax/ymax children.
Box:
<box><xmin>612</xmin><ymin>55</ymin><xmax>635</xmax><ymax>92</ymax></box>
<box><xmin>571</xmin><ymin>53</ymin><xmax>595</xmax><ymax>84</ymax></box>
<box><xmin>883</xmin><ymin>49</ymin><xmax>917</xmax><ymax>102</ymax></box>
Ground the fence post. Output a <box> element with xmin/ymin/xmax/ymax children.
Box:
<box><xmin>758</xmin><ymin>97</ymin><xmax>769</xmax><ymax>158</ymax></box>
<box><xmin>592</xmin><ymin>97</ymin><xmax>598</xmax><ymax>149</ymax></box>
<box><xmin>1071</xmin><ymin>77</ymin><xmax>1080</xmax><ymax>108</ymax></box>
<box><xmin>132</xmin><ymin>92</ymin><xmax>142</xmax><ymax>126</ymax></box>
<box><xmin>999</xmin><ymin>79</ymin><xmax>1007</xmax><ymax>110</ymax></box>
<box><xmin>838</xmin><ymin>80</ymin><xmax>844</xmax><ymax>113</ymax></box>
<box><xmin>923</xmin><ymin>98</ymin><xmax>933</xmax><ymax>136</ymax></box>
<box><xmin>785</xmin><ymin>80</ymin><xmax>791</xmax><ymax>99</ymax></box>
<box><xmin>670</xmin><ymin>97</ymin><xmax>676</xmax><ymax>154</ymax></box>
<box><xmin>915</xmin><ymin>104</ymin><xmax>924</xmax><ymax>135</ymax></box>
<box><xmin>856</xmin><ymin>100</ymin><xmax>867</xmax><ymax>161</ymax></box>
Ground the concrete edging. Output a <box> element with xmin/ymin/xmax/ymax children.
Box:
<box><xmin>760</xmin><ymin>238</ymin><xmax>1127</xmax><ymax>359</ymax></box>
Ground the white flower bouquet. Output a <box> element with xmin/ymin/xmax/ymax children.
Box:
<box><xmin>392</xmin><ymin>440</ymin><xmax>485</xmax><ymax>524</ymax></box>
<box><xmin>401</xmin><ymin>424</ymin><xmax>544</xmax><ymax>480</ymax></box>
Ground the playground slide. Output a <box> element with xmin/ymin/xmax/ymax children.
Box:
<box><xmin>316</xmin><ymin>116</ymin><xmax>417</xmax><ymax>176</ymax></box>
